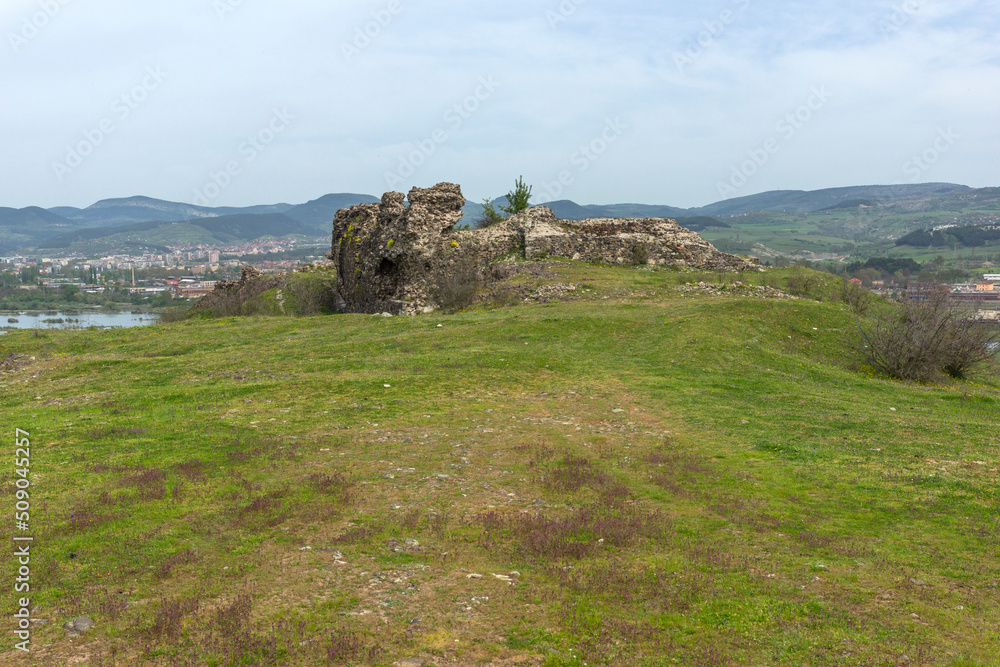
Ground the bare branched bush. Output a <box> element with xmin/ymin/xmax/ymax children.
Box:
<box><xmin>853</xmin><ymin>286</ymin><xmax>999</xmax><ymax>381</ymax></box>
<box><xmin>427</xmin><ymin>255</ymin><xmax>481</xmax><ymax>313</ymax></box>
<box><xmin>786</xmin><ymin>267</ymin><xmax>821</xmax><ymax>299</ymax></box>
<box><xmin>840</xmin><ymin>280</ymin><xmax>874</xmax><ymax>315</ymax></box>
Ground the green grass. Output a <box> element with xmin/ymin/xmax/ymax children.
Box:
<box><xmin>1</xmin><ymin>263</ymin><xmax>999</xmax><ymax>665</ymax></box>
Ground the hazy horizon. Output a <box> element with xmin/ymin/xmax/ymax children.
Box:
<box><xmin>5</xmin><ymin>180</ymin><xmax>987</xmax><ymax>214</ymax></box>
<box><xmin>3</xmin><ymin>0</ymin><xmax>997</xmax><ymax>210</ymax></box>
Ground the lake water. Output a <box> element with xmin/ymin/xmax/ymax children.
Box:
<box><xmin>0</xmin><ymin>311</ymin><xmax>156</xmax><ymax>332</ymax></box>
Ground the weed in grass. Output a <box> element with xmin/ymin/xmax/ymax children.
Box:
<box><xmin>149</xmin><ymin>595</ymin><xmax>200</xmax><ymax>640</ymax></box>
<box><xmin>119</xmin><ymin>467</ymin><xmax>168</xmax><ymax>501</ymax></box>
<box><xmin>237</xmin><ymin>491</ymin><xmax>288</xmax><ymax>528</ymax></box>
<box><xmin>69</xmin><ymin>507</ymin><xmax>113</xmax><ymax>531</ymax></box>
<box><xmin>155</xmin><ymin>548</ymin><xmax>199</xmax><ymax>580</ymax></box>
<box><xmin>400</xmin><ymin>508</ymin><xmax>421</xmax><ymax>529</ymax></box>
<box><xmin>707</xmin><ymin>493</ymin><xmax>781</xmax><ymax>531</ymax></box>
<box><xmin>306</xmin><ymin>471</ymin><xmax>354</xmax><ymax>500</ymax></box>
<box><xmin>325</xmin><ymin>630</ymin><xmax>384</xmax><ymax>664</ymax></box>
<box><xmin>430</xmin><ymin>511</ymin><xmax>449</xmax><ymax>538</ymax></box>
<box><xmin>334</xmin><ymin>524</ymin><xmax>381</xmax><ymax>543</ymax></box>
<box><xmin>171</xmin><ymin>458</ymin><xmax>207</xmax><ymax>481</ymax></box>
<box><xmin>547</xmin><ymin>560</ymin><xmax>708</xmax><ymax>611</ymax></box>
<box><xmin>544</xmin><ymin>454</ymin><xmax>612</xmax><ymax>492</ymax></box>
<box><xmin>476</xmin><ymin>502</ymin><xmax>670</xmax><ymax>560</ymax></box>
<box><xmin>87</xmin><ymin>426</ymin><xmax>148</xmax><ymax>438</ymax></box>
<box><xmin>214</xmin><ymin>592</ymin><xmax>252</xmax><ymax>636</ymax></box>
<box><xmin>96</xmin><ymin>588</ymin><xmax>131</xmax><ymax>622</ymax></box>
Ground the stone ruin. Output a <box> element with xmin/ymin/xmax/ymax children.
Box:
<box><xmin>328</xmin><ymin>182</ymin><xmax>759</xmax><ymax>315</ymax></box>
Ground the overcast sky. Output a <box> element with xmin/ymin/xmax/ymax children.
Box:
<box><xmin>2</xmin><ymin>0</ymin><xmax>998</xmax><ymax>210</ymax></box>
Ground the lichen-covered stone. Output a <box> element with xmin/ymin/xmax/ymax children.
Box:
<box><xmin>329</xmin><ymin>182</ymin><xmax>758</xmax><ymax>315</ymax></box>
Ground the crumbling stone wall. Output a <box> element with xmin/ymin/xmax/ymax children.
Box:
<box><xmin>329</xmin><ymin>182</ymin><xmax>758</xmax><ymax>315</ymax></box>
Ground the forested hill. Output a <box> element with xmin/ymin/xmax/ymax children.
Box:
<box><xmin>895</xmin><ymin>224</ymin><xmax>1000</xmax><ymax>248</ymax></box>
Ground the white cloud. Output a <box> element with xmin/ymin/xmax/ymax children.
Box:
<box><xmin>0</xmin><ymin>0</ymin><xmax>996</xmax><ymax>208</ymax></box>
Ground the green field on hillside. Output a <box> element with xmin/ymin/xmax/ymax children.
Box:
<box><xmin>2</xmin><ymin>264</ymin><xmax>999</xmax><ymax>666</ymax></box>
<box><xmin>701</xmin><ymin>205</ymin><xmax>1000</xmax><ymax>271</ymax></box>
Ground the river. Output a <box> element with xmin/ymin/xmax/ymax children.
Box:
<box><xmin>0</xmin><ymin>311</ymin><xmax>156</xmax><ymax>332</ymax></box>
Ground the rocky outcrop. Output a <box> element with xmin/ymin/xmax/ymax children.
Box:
<box><xmin>329</xmin><ymin>182</ymin><xmax>758</xmax><ymax>315</ymax></box>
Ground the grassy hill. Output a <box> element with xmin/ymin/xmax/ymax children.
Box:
<box><xmin>1</xmin><ymin>263</ymin><xmax>999</xmax><ymax>666</ymax></box>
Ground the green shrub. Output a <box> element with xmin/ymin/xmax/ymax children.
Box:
<box><xmin>629</xmin><ymin>244</ymin><xmax>649</xmax><ymax>266</ymax></box>
<box><xmin>475</xmin><ymin>176</ymin><xmax>533</xmax><ymax>229</ymax></box>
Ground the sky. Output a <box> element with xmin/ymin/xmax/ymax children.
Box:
<box><xmin>2</xmin><ymin>0</ymin><xmax>998</xmax><ymax>210</ymax></box>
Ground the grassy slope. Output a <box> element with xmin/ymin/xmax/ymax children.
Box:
<box><xmin>1</xmin><ymin>264</ymin><xmax>999</xmax><ymax>666</ymax></box>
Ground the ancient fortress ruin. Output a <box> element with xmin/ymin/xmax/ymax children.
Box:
<box><xmin>328</xmin><ymin>182</ymin><xmax>757</xmax><ymax>314</ymax></box>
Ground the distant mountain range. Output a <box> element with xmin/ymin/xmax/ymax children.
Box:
<box><xmin>37</xmin><ymin>214</ymin><xmax>317</xmax><ymax>251</ymax></box>
<box><xmin>463</xmin><ymin>183</ymin><xmax>974</xmax><ymax>223</ymax></box>
<box><xmin>0</xmin><ymin>193</ymin><xmax>380</xmax><ymax>253</ymax></box>
<box><xmin>0</xmin><ymin>182</ymin><xmax>988</xmax><ymax>253</ymax></box>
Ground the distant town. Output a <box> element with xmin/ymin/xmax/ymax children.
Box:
<box><xmin>0</xmin><ymin>238</ymin><xmax>327</xmax><ymax>308</ymax></box>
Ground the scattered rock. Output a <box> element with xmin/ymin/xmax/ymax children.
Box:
<box><xmin>63</xmin><ymin>617</ymin><xmax>94</xmax><ymax>636</ymax></box>
<box><xmin>393</xmin><ymin>659</ymin><xmax>425</xmax><ymax>667</ymax></box>
<box><xmin>679</xmin><ymin>281</ymin><xmax>793</xmax><ymax>299</ymax></box>
<box><xmin>386</xmin><ymin>539</ymin><xmax>419</xmax><ymax>553</ymax></box>
<box><xmin>0</xmin><ymin>353</ymin><xmax>33</xmax><ymax>373</ymax></box>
